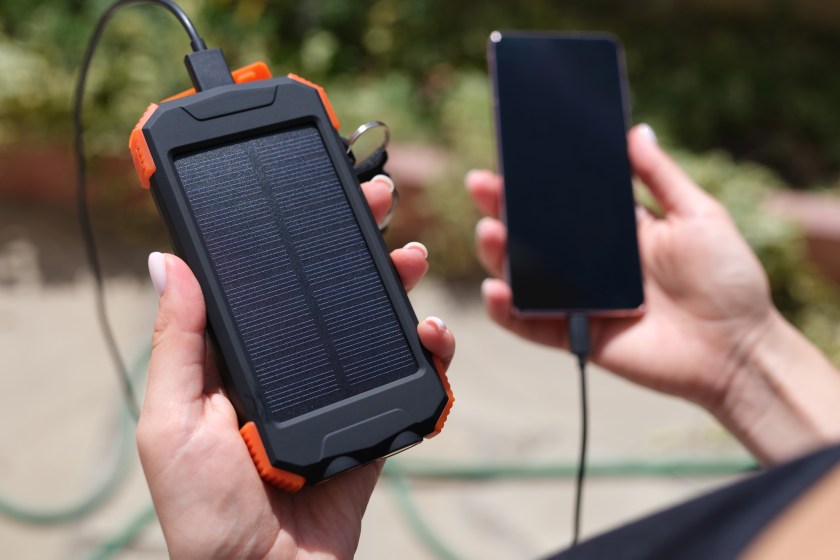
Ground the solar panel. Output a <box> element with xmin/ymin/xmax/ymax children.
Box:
<box><xmin>175</xmin><ymin>125</ymin><xmax>418</xmax><ymax>422</ymax></box>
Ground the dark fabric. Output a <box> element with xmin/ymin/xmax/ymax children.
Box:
<box><xmin>549</xmin><ymin>443</ymin><xmax>840</xmax><ymax>560</ymax></box>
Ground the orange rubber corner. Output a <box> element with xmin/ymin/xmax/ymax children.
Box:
<box><xmin>128</xmin><ymin>103</ymin><xmax>159</xmax><ymax>189</ymax></box>
<box><xmin>286</xmin><ymin>73</ymin><xmax>341</xmax><ymax>130</ymax></box>
<box><xmin>231</xmin><ymin>61</ymin><xmax>273</xmax><ymax>85</ymax></box>
<box><xmin>162</xmin><ymin>61</ymin><xmax>273</xmax><ymax>102</ymax></box>
<box><xmin>426</xmin><ymin>356</ymin><xmax>454</xmax><ymax>438</ymax></box>
<box><xmin>240</xmin><ymin>421</ymin><xmax>306</xmax><ymax>492</ymax></box>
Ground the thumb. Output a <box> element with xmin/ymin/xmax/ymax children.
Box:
<box><xmin>628</xmin><ymin>124</ymin><xmax>718</xmax><ymax>217</ymax></box>
<box><xmin>144</xmin><ymin>252</ymin><xmax>208</xmax><ymax>417</ymax></box>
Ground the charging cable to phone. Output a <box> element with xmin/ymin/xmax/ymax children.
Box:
<box><xmin>568</xmin><ymin>313</ymin><xmax>591</xmax><ymax>547</ymax></box>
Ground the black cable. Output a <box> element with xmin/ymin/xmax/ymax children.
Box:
<box><xmin>73</xmin><ymin>0</ymin><xmax>206</xmax><ymax>422</ymax></box>
<box><xmin>568</xmin><ymin>313</ymin><xmax>590</xmax><ymax>547</ymax></box>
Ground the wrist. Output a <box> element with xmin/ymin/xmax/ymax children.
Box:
<box><xmin>713</xmin><ymin>309</ymin><xmax>840</xmax><ymax>465</ymax></box>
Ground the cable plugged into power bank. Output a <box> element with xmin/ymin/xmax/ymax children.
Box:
<box><xmin>184</xmin><ymin>48</ymin><xmax>234</xmax><ymax>92</ymax></box>
<box><xmin>568</xmin><ymin>313</ymin><xmax>590</xmax><ymax>548</ymax></box>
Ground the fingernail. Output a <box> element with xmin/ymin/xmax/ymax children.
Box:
<box><xmin>481</xmin><ymin>278</ymin><xmax>493</xmax><ymax>298</ymax></box>
<box><xmin>372</xmin><ymin>174</ymin><xmax>395</xmax><ymax>192</ymax></box>
<box><xmin>425</xmin><ymin>316</ymin><xmax>447</xmax><ymax>332</ymax></box>
<box><xmin>403</xmin><ymin>241</ymin><xmax>428</xmax><ymax>259</ymax></box>
<box><xmin>465</xmin><ymin>169</ymin><xmax>483</xmax><ymax>187</ymax></box>
<box><xmin>148</xmin><ymin>252</ymin><xmax>167</xmax><ymax>296</ymax></box>
<box><xmin>638</xmin><ymin>123</ymin><xmax>658</xmax><ymax>144</ymax></box>
<box><xmin>476</xmin><ymin>216</ymin><xmax>495</xmax><ymax>237</ymax></box>
<box><xmin>635</xmin><ymin>205</ymin><xmax>648</xmax><ymax>221</ymax></box>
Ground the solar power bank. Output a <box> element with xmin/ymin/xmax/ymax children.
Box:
<box><xmin>129</xmin><ymin>63</ymin><xmax>453</xmax><ymax>491</ymax></box>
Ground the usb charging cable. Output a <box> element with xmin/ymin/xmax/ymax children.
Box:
<box><xmin>568</xmin><ymin>313</ymin><xmax>591</xmax><ymax>547</ymax></box>
<box><xmin>74</xmin><ymin>0</ymin><xmax>213</xmax><ymax>422</ymax></box>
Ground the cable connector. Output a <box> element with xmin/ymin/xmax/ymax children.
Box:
<box><xmin>184</xmin><ymin>48</ymin><xmax>234</xmax><ymax>92</ymax></box>
<box><xmin>568</xmin><ymin>313</ymin><xmax>590</xmax><ymax>367</ymax></box>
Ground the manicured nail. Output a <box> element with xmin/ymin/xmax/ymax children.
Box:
<box><xmin>638</xmin><ymin>123</ymin><xmax>658</xmax><ymax>144</ymax></box>
<box><xmin>372</xmin><ymin>174</ymin><xmax>395</xmax><ymax>192</ymax></box>
<box><xmin>465</xmin><ymin>169</ymin><xmax>484</xmax><ymax>187</ymax></box>
<box><xmin>425</xmin><ymin>316</ymin><xmax>447</xmax><ymax>332</ymax></box>
<box><xmin>148</xmin><ymin>252</ymin><xmax>167</xmax><ymax>296</ymax></box>
<box><xmin>476</xmin><ymin>216</ymin><xmax>496</xmax><ymax>238</ymax></box>
<box><xmin>403</xmin><ymin>241</ymin><xmax>428</xmax><ymax>259</ymax></box>
<box><xmin>635</xmin><ymin>205</ymin><xmax>648</xmax><ymax>221</ymax></box>
<box><xmin>481</xmin><ymin>278</ymin><xmax>493</xmax><ymax>298</ymax></box>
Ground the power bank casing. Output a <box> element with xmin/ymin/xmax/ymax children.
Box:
<box><xmin>129</xmin><ymin>66</ymin><xmax>452</xmax><ymax>490</ymax></box>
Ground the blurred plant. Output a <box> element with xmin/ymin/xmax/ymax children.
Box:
<box><xmin>419</xmin><ymin>70</ymin><xmax>494</xmax><ymax>280</ymax></box>
<box><xmin>0</xmin><ymin>0</ymin><xmax>216</xmax><ymax>146</ymax></box>
<box><xmin>6</xmin><ymin>1</ymin><xmax>840</xmax><ymax>185</ymax></box>
<box><xmin>327</xmin><ymin>72</ymin><xmax>436</xmax><ymax>143</ymax></box>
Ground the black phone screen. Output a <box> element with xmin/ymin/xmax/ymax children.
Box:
<box><xmin>489</xmin><ymin>32</ymin><xmax>644</xmax><ymax>313</ymax></box>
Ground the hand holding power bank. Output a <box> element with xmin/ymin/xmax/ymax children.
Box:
<box><xmin>130</xmin><ymin>61</ymin><xmax>452</xmax><ymax>491</ymax></box>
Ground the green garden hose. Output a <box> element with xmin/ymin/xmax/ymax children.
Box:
<box><xmin>0</xmin><ymin>347</ymin><xmax>148</xmax><ymax>525</ymax></box>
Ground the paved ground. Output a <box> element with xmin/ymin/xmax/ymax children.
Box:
<box><xmin>0</xmin><ymin>202</ymin><xmax>752</xmax><ymax>559</ymax></box>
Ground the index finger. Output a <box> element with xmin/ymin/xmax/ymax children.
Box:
<box><xmin>465</xmin><ymin>169</ymin><xmax>502</xmax><ymax>218</ymax></box>
<box><xmin>361</xmin><ymin>175</ymin><xmax>396</xmax><ymax>225</ymax></box>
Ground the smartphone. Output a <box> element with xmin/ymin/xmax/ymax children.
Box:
<box><xmin>488</xmin><ymin>31</ymin><xmax>644</xmax><ymax>315</ymax></box>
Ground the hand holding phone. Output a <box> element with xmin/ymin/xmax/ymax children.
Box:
<box><xmin>488</xmin><ymin>31</ymin><xmax>644</xmax><ymax>315</ymax></box>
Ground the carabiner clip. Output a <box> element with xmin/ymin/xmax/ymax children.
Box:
<box><xmin>346</xmin><ymin>120</ymin><xmax>390</xmax><ymax>155</ymax></box>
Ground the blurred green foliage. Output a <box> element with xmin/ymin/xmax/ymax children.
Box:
<box><xmin>4</xmin><ymin>0</ymin><xmax>840</xmax><ymax>183</ymax></box>
<box><xmin>3</xmin><ymin>0</ymin><xmax>840</xmax><ymax>358</ymax></box>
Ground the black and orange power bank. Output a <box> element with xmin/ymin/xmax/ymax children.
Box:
<box><xmin>129</xmin><ymin>63</ymin><xmax>452</xmax><ymax>491</ymax></box>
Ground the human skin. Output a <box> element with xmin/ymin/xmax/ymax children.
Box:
<box><xmin>136</xmin><ymin>176</ymin><xmax>455</xmax><ymax>559</ymax></box>
<box><xmin>467</xmin><ymin>124</ymin><xmax>840</xmax><ymax>465</ymax></box>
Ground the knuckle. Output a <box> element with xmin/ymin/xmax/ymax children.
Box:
<box><xmin>151</xmin><ymin>311</ymin><xmax>173</xmax><ymax>351</ymax></box>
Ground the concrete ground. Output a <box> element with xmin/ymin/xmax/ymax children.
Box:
<box><xmin>0</xmin><ymin>202</ymin><xmax>752</xmax><ymax>559</ymax></box>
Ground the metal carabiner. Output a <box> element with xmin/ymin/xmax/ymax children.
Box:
<box><xmin>345</xmin><ymin>120</ymin><xmax>390</xmax><ymax>155</ymax></box>
<box><xmin>345</xmin><ymin>121</ymin><xmax>396</xmax><ymax>231</ymax></box>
